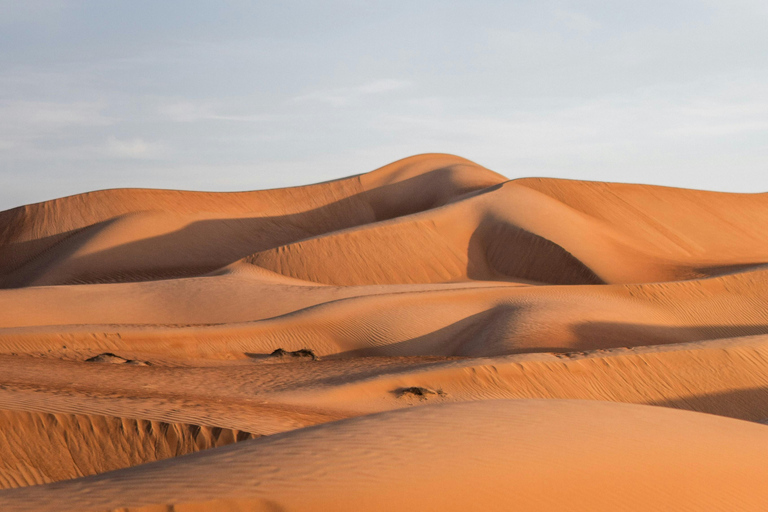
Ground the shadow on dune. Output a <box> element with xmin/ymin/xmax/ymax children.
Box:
<box><xmin>570</xmin><ymin>322</ymin><xmax>768</xmax><ymax>352</ymax></box>
<box><xmin>0</xmin><ymin>170</ymin><xmax>500</xmax><ymax>288</ymax></box>
<box><xmin>647</xmin><ymin>387</ymin><xmax>768</xmax><ymax>422</ymax></box>
<box><xmin>0</xmin><ymin>196</ymin><xmax>375</xmax><ymax>288</ymax></box>
<box><xmin>1</xmin><ymin>187</ymin><xmax>603</xmax><ymax>289</ymax></box>
<box><xmin>692</xmin><ymin>262</ymin><xmax>768</xmax><ymax>277</ymax></box>
<box><xmin>336</xmin><ymin>305</ymin><xmax>525</xmax><ymax>358</ymax></box>
<box><xmin>5</xmin><ymin>164</ymin><xmax>766</xmax><ymax>288</ymax></box>
<box><xmin>335</xmin><ymin>316</ymin><xmax>768</xmax><ymax>358</ymax></box>
<box><xmin>467</xmin><ymin>216</ymin><xmax>604</xmax><ymax>285</ymax></box>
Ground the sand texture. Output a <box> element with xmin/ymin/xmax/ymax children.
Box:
<box><xmin>1</xmin><ymin>153</ymin><xmax>768</xmax><ymax>510</ymax></box>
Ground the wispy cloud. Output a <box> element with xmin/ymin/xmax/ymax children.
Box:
<box><xmin>553</xmin><ymin>9</ymin><xmax>601</xmax><ymax>33</ymax></box>
<box><xmin>157</xmin><ymin>101</ymin><xmax>271</xmax><ymax>123</ymax></box>
<box><xmin>157</xmin><ymin>101</ymin><xmax>216</xmax><ymax>123</ymax></box>
<box><xmin>0</xmin><ymin>100</ymin><xmax>114</xmax><ymax>156</ymax></box>
<box><xmin>293</xmin><ymin>79</ymin><xmax>412</xmax><ymax>106</ymax></box>
<box><xmin>103</xmin><ymin>136</ymin><xmax>164</xmax><ymax>159</ymax></box>
<box><xmin>0</xmin><ymin>101</ymin><xmax>112</xmax><ymax>132</ymax></box>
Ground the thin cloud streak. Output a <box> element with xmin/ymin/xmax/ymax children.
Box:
<box><xmin>293</xmin><ymin>80</ymin><xmax>412</xmax><ymax>106</ymax></box>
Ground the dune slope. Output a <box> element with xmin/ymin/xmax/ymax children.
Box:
<box><xmin>1</xmin><ymin>400</ymin><xmax>767</xmax><ymax>512</ymax></box>
<box><xmin>0</xmin><ymin>409</ymin><xmax>256</xmax><ymax>489</ymax></box>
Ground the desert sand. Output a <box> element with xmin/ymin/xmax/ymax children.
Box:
<box><xmin>1</xmin><ymin>153</ymin><xmax>768</xmax><ymax>510</ymax></box>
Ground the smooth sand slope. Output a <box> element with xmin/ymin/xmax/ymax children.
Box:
<box><xmin>1</xmin><ymin>153</ymin><xmax>768</xmax><ymax>510</ymax></box>
<box><xmin>2</xmin><ymin>401</ymin><xmax>768</xmax><ymax>512</ymax></box>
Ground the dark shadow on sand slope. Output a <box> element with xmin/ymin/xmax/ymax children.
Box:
<box><xmin>0</xmin><ymin>168</ymin><xmax>501</xmax><ymax>288</ymax></box>
<box><xmin>569</xmin><ymin>322</ymin><xmax>768</xmax><ymax>352</ymax></box>
<box><xmin>2</xmin><ymin>193</ymin><xmax>598</xmax><ymax>289</ymax></box>
<box><xmin>647</xmin><ymin>387</ymin><xmax>768</xmax><ymax>422</ymax></box>
<box><xmin>466</xmin><ymin>216</ymin><xmax>604</xmax><ymax>285</ymax></box>
<box><xmin>335</xmin><ymin>312</ymin><xmax>768</xmax><ymax>357</ymax></box>
<box><xmin>5</xmin><ymin>170</ymin><xmax>767</xmax><ymax>289</ymax></box>
<box><xmin>0</xmin><ymin>196</ymin><xmax>374</xmax><ymax>288</ymax></box>
<box><xmin>336</xmin><ymin>304</ymin><xmax>527</xmax><ymax>358</ymax></box>
<box><xmin>692</xmin><ymin>262</ymin><xmax>768</xmax><ymax>277</ymax></box>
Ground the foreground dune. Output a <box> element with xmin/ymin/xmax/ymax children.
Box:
<box><xmin>2</xmin><ymin>400</ymin><xmax>767</xmax><ymax>512</ymax></box>
<box><xmin>1</xmin><ymin>154</ymin><xmax>768</xmax><ymax>510</ymax></box>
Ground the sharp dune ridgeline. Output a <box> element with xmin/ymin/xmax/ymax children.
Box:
<box><xmin>1</xmin><ymin>153</ymin><xmax>768</xmax><ymax>510</ymax></box>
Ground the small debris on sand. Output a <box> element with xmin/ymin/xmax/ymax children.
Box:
<box><xmin>270</xmin><ymin>348</ymin><xmax>319</xmax><ymax>361</ymax></box>
<box><xmin>395</xmin><ymin>386</ymin><xmax>445</xmax><ymax>398</ymax></box>
<box><xmin>85</xmin><ymin>353</ymin><xmax>150</xmax><ymax>366</ymax></box>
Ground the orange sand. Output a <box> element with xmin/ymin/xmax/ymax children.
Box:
<box><xmin>1</xmin><ymin>154</ymin><xmax>767</xmax><ymax>510</ymax></box>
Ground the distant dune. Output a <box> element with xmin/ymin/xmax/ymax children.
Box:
<box><xmin>1</xmin><ymin>154</ymin><xmax>767</xmax><ymax>510</ymax></box>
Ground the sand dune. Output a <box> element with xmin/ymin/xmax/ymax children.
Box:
<box><xmin>240</xmin><ymin>177</ymin><xmax>768</xmax><ymax>286</ymax></box>
<box><xmin>2</xmin><ymin>264</ymin><xmax>767</xmax><ymax>358</ymax></box>
<box><xmin>1</xmin><ymin>153</ymin><xmax>768</xmax><ymax>510</ymax></box>
<box><xmin>2</xmin><ymin>400</ymin><xmax>768</xmax><ymax>512</ymax></box>
<box><xmin>0</xmin><ymin>154</ymin><xmax>504</xmax><ymax>287</ymax></box>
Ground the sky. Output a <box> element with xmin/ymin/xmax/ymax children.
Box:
<box><xmin>1</xmin><ymin>0</ymin><xmax>767</xmax><ymax>210</ymax></box>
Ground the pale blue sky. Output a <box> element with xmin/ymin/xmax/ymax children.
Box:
<box><xmin>1</xmin><ymin>0</ymin><xmax>767</xmax><ymax>209</ymax></box>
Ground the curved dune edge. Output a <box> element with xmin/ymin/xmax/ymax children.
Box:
<box><xmin>0</xmin><ymin>409</ymin><xmax>257</xmax><ymax>489</ymax></box>
<box><xmin>1</xmin><ymin>400</ymin><xmax>767</xmax><ymax>512</ymax></box>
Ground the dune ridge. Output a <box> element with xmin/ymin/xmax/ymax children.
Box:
<box><xmin>1</xmin><ymin>153</ymin><xmax>768</xmax><ymax>510</ymax></box>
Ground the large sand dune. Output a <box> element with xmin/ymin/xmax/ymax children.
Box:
<box><xmin>3</xmin><ymin>400</ymin><xmax>768</xmax><ymax>512</ymax></box>
<box><xmin>1</xmin><ymin>154</ymin><xmax>768</xmax><ymax>510</ymax></box>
